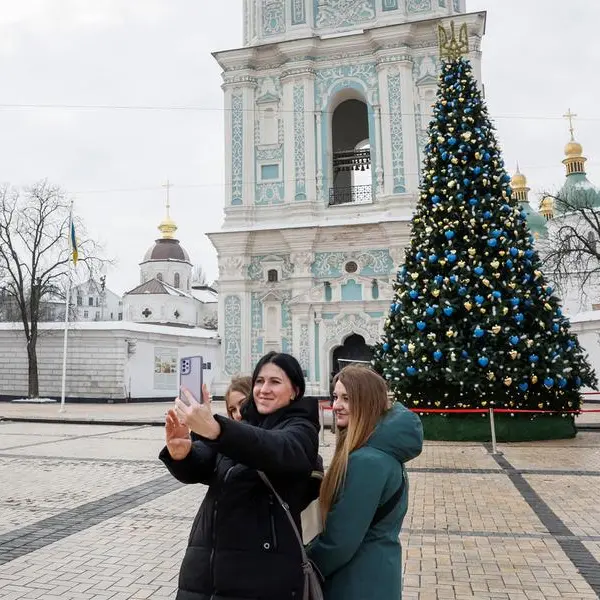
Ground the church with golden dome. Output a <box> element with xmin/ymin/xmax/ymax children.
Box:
<box><xmin>511</xmin><ymin>111</ymin><xmax>600</xmax><ymax>315</ymax></box>
<box><xmin>123</xmin><ymin>191</ymin><xmax>217</xmax><ymax>328</ymax></box>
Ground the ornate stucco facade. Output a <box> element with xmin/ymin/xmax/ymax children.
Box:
<box><xmin>208</xmin><ymin>0</ymin><xmax>486</xmax><ymax>395</ymax></box>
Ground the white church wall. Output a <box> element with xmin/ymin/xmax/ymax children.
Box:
<box><xmin>140</xmin><ymin>261</ymin><xmax>192</xmax><ymax>291</ymax></box>
<box><xmin>570</xmin><ymin>312</ymin><xmax>600</xmax><ymax>391</ymax></box>
<box><xmin>125</xmin><ymin>294</ymin><xmax>198</xmax><ymax>327</ymax></box>
<box><xmin>0</xmin><ymin>322</ymin><xmax>220</xmax><ymax>401</ymax></box>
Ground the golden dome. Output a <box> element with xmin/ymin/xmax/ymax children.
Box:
<box><xmin>511</xmin><ymin>171</ymin><xmax>527</xmax><ymax>189</ymax></box>
<box><xmin>158</xmin><ymin>215</ymin><xmax>177</xmax><ymax>239</ymax></box>
<box><xmin>539</xmin><ymin>195</ymin><xmax>554</xmax><ymax>219</ymax></box>
<box><xmin>565</xmin><ymin>139</ymin><xmax>583</xmax><ymax>158</ymax></box>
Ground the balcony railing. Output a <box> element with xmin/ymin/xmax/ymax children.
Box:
<box><xmin>329</xmin><ymin>185</ymin><xmax>373</xmax><ymax>206</ymax></box>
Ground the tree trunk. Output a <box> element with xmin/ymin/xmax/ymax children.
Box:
<box><xmin>27</xmin><ymin>338</ymin><xmax>39</xmax><ymax>398</ymax></box>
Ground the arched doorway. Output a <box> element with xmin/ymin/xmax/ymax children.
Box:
<box><xmin>331</xmin><ymin>333</ymin><xmax>374</xmax><ymax>376</ymax></box>
<box><xmin>330</xmin><ymin>99</ymin><xmax>371</xmax><ymax>205</ymax></box>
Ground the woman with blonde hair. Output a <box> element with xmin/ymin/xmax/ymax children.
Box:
<box><xmin>307</xmin><ymin>364</ymin><xmax>423</xmax><ymax>600</ymax></box>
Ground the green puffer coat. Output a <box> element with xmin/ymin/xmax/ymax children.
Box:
<box><xmin>307</xmin><ymin>403</ymin><xmax>423</xmax><ymax>600</ymax></box>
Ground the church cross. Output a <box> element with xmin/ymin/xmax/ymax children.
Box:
<box><xmin>162</xmin><ymin>180</ymin><xmax>173</xmax><ymax>216</ymax></box>
<box><xmin>563</xmin><ymin>108</ymin><xmax>577</xmax><ymax>140</ymax></box>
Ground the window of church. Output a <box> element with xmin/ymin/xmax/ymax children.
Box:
<box><xmin>260</xmin><ymin>107</ymin><xmax>278</xmax><ymax>145</ymax></box>
<box><xmin>174</xmin><ymin>272</ymin><xmax>180</xmax><ymax>288</ymax></box>
<box><xmin>260</xmin><ymin>164</ymin><xmax>280</xmax><ymax>180</ymax></box>
<box><xmin>77</xmin><ymin>296</ymin><xmax>82</xmax><ymax>306</ymax></box>
<box><xmin>84</xmin><ymin>310</ymin><xmax>89</xmax><ymax>318</ymax></box>
<box><xmin>267</xmin><ymin>269</ymin><xmax>278</xmax><ymax>283</ymax></box>
<box><xmin>330</xmin><ymin>98</ymin><xmax>371</xmax><ymax>206</ymax></box>
<box><xmin>372</xmin><ymin>280</ymin><xmax>379</xmax><ymax>300</ymax></box>
<box><xmin>324</xmin><ymin>282</ymin><xmax>332</xmax><ymax>302</ymax></box>
<box><xmin>345</xmin><ymin>261</ymin><xmax>358</xmax><ymax>274</ymax></box>
<box><xmin>588</xmin><ymin>230</ymin><xmax>597</xmax><ymax>253</ymax></box>
<box><xmin>88</xmin><ymin>297</ymin><xmax>94</xmax><ymax>306</ymax></box>
<box><xmin>157</xmin><ymin>273</ymin><xmax>163</xmax><ymax>282</ymax></box>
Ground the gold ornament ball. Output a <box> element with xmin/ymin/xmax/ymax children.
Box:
<box><xmin>504</xmin><ymin>377</ymin><xmax>512</xmax><ymax>386</ymax></box>
<box><xmin>464</xmin><ymin>302</ymin><xmax>472</xmax><ymax>311</ymax></box>
<box><xmin>492</xmin><ymin>325</ymin><xmax>501</xmax><ymax>334</ymax></box>
<box><xmin>531</xmin><ymin>375</ymin><xmax>538</xmax><ymax>384</ymax></box>
<box><xmin>509</xmin><ymin>350</ymin><xmax>518</xmax><ymax>359</ymax></box>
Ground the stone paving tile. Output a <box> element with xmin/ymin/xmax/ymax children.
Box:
<box><xmin>0</xmin><ymin>455</ymin><xmax>162</xmax><ymax>535</ymax></box>
<box><xmin>410</xmin><ymin>444</ymin><xmax>501</xmax><ymax>471</ymax></box>
<box><xmin>402</xmin><ymin>533</ymin><xmax>598</xmax><ymax>600</ymax></box>
<box><xmin>406</xmin><ymin>473</ymin><xmax>549</xmax><ymax>536</ymax></box>
<box><xmin>0</xmin><ymin>436</ymin><xmax>166</xmax><ymax>462</ymax></box>
<box><xmin>0</xmin><ymin>488</ymin><xmax>193</xmax><ymax>599</ymax></box>
<box><xmin>498</xmin><ymin>446</ymin><xmax>600</xmax><ymax>473</ymax></box>
<box><xmin>524</xmin><ymin>475</ymin><xmax>600</xmax><ymax>538</ymax></box>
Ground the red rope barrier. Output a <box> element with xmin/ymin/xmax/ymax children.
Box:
<box><xmin>319</xmin><ymin>400</ymin><xmax>600</xmax><ymax>415</ymax></box>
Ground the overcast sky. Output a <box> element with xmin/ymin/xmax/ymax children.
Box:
<box><xmin>1</xmin><ymin>1</ymin><xmax>598</xmax><ymax>296</ymax></box>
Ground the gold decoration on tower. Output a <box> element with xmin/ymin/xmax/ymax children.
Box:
<box><xmin>438</xmin><ymin>21</ymin><xmax>469</xmax><ymax>61</ymax></box>
<box><xmin>510</xmin><ymin>163</ymin><xmax>529</xmax><ymax>202</ymax></box>
<box><xmin>539</xmin><ymin>196</ymin><xmax>554</xmax><ymax>221</ymax></box>
<box><xmin>562</xmin><ymin>108</ymin><xmax>587</xmax><ymax>175</ymax></box>
<box><xmin>158</xmin><ymin>180</ymin><xmax>177</xmax><ymax>239</ymax></box>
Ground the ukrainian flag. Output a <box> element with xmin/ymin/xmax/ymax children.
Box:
<box><xmin>70</xmin><ymin>220</ymin><xmax>78</xmax><ymax>265</ymax></box>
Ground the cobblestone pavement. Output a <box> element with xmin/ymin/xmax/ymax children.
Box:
<box><xmin>0</xmin><ymin>417</ymin><xmax>599</xmax><ymax>599</ymax></box>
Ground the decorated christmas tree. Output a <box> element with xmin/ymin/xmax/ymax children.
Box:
<box><xmin>373</xmin><ymin>26</ymin><xmax>596</xmax><ymax>428</ymax></box>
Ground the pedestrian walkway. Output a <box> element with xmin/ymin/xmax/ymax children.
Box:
<box><xmin>1</xmin><ymin>419</ymin><xmax>599</xmax><ymax>599</ymax></box>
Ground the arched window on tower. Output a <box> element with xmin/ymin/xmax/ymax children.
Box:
<box><xmin>588</xmin><ymin>230</ymin><xmax>597</xmax><ymax>253</ymax></box>
<box><xmin>330</xmin><ymin>98</ymin><xmax>371</xmax><ymax>206</ymax></box>
<box><xmin>267</xmin><ymin>269</ymin><xmax>278</xmax><ymax>283</ymax></box>
<box><xmin>174</xmin><ymin>272</ymin><xmax>180</xmax><ymax>288</ymax></box>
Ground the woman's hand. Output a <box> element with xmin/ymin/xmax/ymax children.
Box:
<box><xmin>175</xmin><ymin>384</ymin><xmax>221</xmax><ymax>441</ymax></box>
<box><xmin>165</xmin><ymin>408</ymin><xmax>192</xmax><ymax>460</ymax></box>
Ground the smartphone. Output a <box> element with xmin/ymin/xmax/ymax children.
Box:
<box><xmin>179</xmin><ymin>355</ymin><xmax>204</xmax><ymax>404</ymax></box>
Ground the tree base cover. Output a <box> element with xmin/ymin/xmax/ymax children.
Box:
<box><xmin>419</xmin><ymin>412</ymin><xmax>576</xmax><ymax>442</ymax></box>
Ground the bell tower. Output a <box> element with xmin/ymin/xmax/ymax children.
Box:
<box><xmin>208</xmin><ymin>2</ymin><xmax>486</xmax><ymax>395</ymax></box>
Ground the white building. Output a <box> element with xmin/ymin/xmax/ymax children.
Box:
<box><xmin>0</xmin><ymin>322</ymin><xmax>220</xmax><ymax>401</ymax></box>
<box><xmin>207</xmin><ymin>0</ymin><xmax>485</xmax><ymax>395</ymax></box>
<box><xmin>73</xmin><ymin>278</ymin><xmax>123</xmax><ymax>322</ymax></box>
<box><xmin>123</xmin><ymin>202</ymin><xmax>218</xmax><ymax>329</ymax></box>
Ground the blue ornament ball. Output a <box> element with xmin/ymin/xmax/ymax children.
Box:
<box><xmin>416</xmin><ymin>321</ymin><xmax>427</xmax><ymax>331</ymax></box>
<box><xmin>509</xmin><ymin>336</ymin><xmax>520</xmax><ymax>345</ymax></box>
<box><xmin>433</xmin><ymin>351</ymin><xmax>443</xmax><ymax>362</ymax></box>
<box><xmin>445</xmin><ymin>230</ymin><xmax>455</xmax><ymax>240</ymax></box>
<box><xmin>407</xmin><ymin>366</ymin><xmax>417</xmax><ymax>376</ymax></box>
<box><xmin>478</xmin><ymin>356</ymin><xmax>489</xmax><ymax>367</ymax></box>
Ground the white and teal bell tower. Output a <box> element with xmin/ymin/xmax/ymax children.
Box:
<box><xmin>208</xmin><ymin>0</ymin><xmax>486</xmax><ymax>396</ymax></box>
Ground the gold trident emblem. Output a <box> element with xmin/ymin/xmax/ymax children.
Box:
<box><xmin>438</xmin><ymin>21</ymin><xmax>469</xmax><ymax>60</ymax></box>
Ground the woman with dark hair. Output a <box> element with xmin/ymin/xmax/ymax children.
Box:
<box><xmin>160</xmin><ymin>351</ymin><xmax>321</xmax><ymax>600</ymax></box>
<box><xmin>307</xmin><ymin>365</ymin><xmax>423</xmax><ymax>600</ymax></box>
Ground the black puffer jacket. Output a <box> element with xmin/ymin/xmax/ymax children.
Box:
<box><xmin>159</xmin><ymin>395</ymin><xmax>321</xmax><ymax>600</ymax></box>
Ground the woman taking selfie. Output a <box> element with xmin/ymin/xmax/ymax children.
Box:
<box><xmin>160</xmin><ymin>352</ymin><xmax>321</xmax><ymax>600</ymax></box>
<box><xmin>308</xmin><ymin>365</ymin><xmax>423</xmax><ymax>600</ymax></box>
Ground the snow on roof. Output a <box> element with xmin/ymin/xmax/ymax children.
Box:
<box><xmin>569</xmin><ymin>310</ymin><xmax>600</xmax><ymax>324</ymax></box>
<box><xmin>0</xmin><ymin>320</ymin><xmax>219</xmax><ymax>339</ymax></box>
<box><xmin>191</xmin><ymin>288</ymin><xmax>218</xmax><ymax>304</ymax></box>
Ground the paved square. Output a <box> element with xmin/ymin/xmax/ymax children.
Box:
<box><xmin>0</xmin><ymin>413</ymin><xmax>599</xmax><ymax>599</ymax></box>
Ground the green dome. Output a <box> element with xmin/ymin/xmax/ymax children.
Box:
<box><xmin>556</xmin><ymin>173</ymin><xmax>600</xmax><ymax>214</ymax></box>
<box><xmin>519</xmin><ymin>199</ymin><xmax>547</xmax><ymax>239</ymax></box>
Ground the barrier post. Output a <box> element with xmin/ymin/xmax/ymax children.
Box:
<box><xmin>319</xmin><ymin>403</ymin><xmax>325</xmax><ymax>446</ymax></box>
<box><xmin>489</xmin><ymin>407</ymin><xmax>499</xmax><ymax>455</ymax></box>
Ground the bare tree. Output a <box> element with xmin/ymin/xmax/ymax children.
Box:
<box><xmin>191</xmin><ymin>264</ymin><xmax>208</xmax><ymax>287</ymax></box>
<box><xmin>541</xmin><ymin>192</ymin><xmax>600</xmax><ymax>302</ymax></box>
<box><xmin>0</xmin><ymin>181</ymin><xmax>105</xmax><ymax>397</ymax></box>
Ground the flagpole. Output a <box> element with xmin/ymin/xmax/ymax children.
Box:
<box><xmin>59</xmin><ymin>199</ymin><xmax>75</xmax><ymax>413</ymax></box>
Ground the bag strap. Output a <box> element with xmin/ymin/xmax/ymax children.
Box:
<box><xmin>257</xmin><ymin>471</ymin><xmax>310</xmax><ymax>563</ymax></box>
<box><xmin>371</xmin><ymin>469</ymin><xmax>404</xmax><ymax>528</ymax></box>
